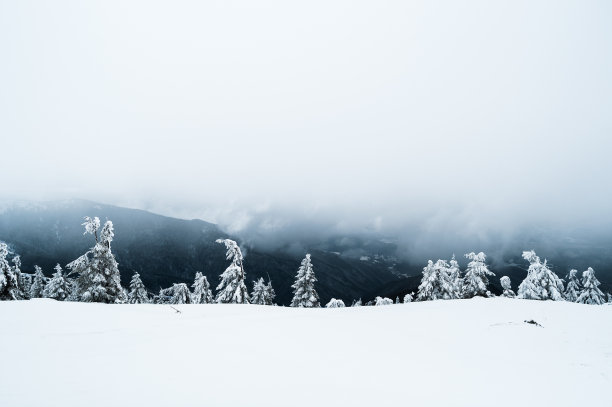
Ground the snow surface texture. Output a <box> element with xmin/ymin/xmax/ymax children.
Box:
<box><xmin>1</xmin><ymin>298</ymin><xmax>610</xmax><ymax>407</ymax></box>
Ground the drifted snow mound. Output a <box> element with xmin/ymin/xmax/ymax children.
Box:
<box><xmin>1</xmin><ymin>298</ymin><xmax>610</xmax><ymax>407</ymax></box>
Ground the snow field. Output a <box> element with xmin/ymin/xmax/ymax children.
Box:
<box><xmin>1</xmin><ymin>298</ymin><xmax>610</xmax><ymax>407</ymax></box>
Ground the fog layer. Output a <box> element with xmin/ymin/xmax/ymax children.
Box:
<box><xmin>1</xmin><ymin>1</ymin><xmax>611</xmax><ymax>258</ymax></box>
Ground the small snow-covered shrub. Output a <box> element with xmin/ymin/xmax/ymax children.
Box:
<box><xmin>325</xmin><ymin>298</ymin><xmax>345</xmax><ymax>308</ymax></box>
<box><xmin>375</xmin><ymin>296</ymin><xmax>393</xmax><ymax>306</ymax></box>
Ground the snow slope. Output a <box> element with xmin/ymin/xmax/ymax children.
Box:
<box><xmin>1</xmin><ymin>298</ymin><xmax>610</xmax><ymax>406</ymax></box>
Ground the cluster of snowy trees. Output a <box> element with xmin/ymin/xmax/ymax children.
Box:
<box><xmin>1</xmin><ymin>217</ymin><xmax>610</xmax><ymax>307</ymax></box>
<box><xmin>0</xmin><ymin>217</ymin><xmax>316</xmax><ymax>307</ymax></box>
<box><xmin>413</xmin><ymin>250</ymin><xmax>610</xmax><ymax>305</ymax></box>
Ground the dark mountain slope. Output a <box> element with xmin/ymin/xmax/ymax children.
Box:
<box><xmin>0</xmin><ymin>200</ymin><xmax>400</xmax><ymax>305</ymax></box>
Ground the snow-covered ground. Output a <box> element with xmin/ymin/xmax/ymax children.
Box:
<box><xmin>1</xmin><ymin>298</ymin><xmax>610</xmax><ymax>407</ymax></box>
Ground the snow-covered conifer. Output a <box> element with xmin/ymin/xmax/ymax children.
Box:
<box><xmin>290</xmin><ymin>254</ymin><xmax>320</xmax><ymax>308</ymax></box>
<box><xmin>461</xmin><ymin>252</ymin><xmax>495</xmax><ymax>298</ymax></box>
<box><xmin>351</xmin><ymin>299</ymin><xmax>362</xmax><ymax>307</ymax></box>
<box><xmin>30</xmin><ymin>265</ymin><xmax>46</xmax><ymax>298</ymax></box>
<box><xmin>10</xmin><ymin>255</ymin><xmax>27</xmax><ymax>299</ymax></box>
<box><xmin>191</xmin><ymin>272</ymin><xmax>213</xmax><ymax>304</ymax></box>
<box><xmin>577</xmin><ymin>267</ymin><xmax>605</xmax><ymax>305</ymax></box>
<box><xmin>417</xmin><ymin>259</ymin><xmax>456</xmax><ymax>301</ymax></box>
<box><xmin>65</xmin><ymin>278</ymin><xmax>78</xmax><ymax>302</ymax></box>
<box><xmin>403</xmin><ymin>293</ymin><xmax>414</xmax><ymax>303</ymax></box>
<box><xmin>264</xmin><ymin>280</ymin><xmax>276</xmax><ymax>305</ymax></box>
<box><xmin>500</xmin><ymin>276</ymin><xmax>515</xmax><ymax>298</ymax></box>
<box><xmin>67</xmin><ymin>217</ymin><xmax>126</xmax><ymax>303</ymax></box>
<box><xmin>215</xmin><ymin>239</ymin><xmax>249</xmax><ymax>304</ymax></box>
<box><xmin>564</xmin><ymin>269</ymin><xmax>581</xmax><ymax>302</ymax></box>
<box><xmin>517</xmin><ymin>250</ymin><xmax>564</xmax><ymax>301</ymax></box>
<box><xmin>250</xmin><ymin>277</ymin><xmax>267</xmax><ymax>305</ymax></box>
<box><xmin>325</xmin><ymin>298</ymin><xmax>345</xmax><ymax>308</ymax></box>
<box><xmin>42</xmin><ymin>264</ymin><xmax>70</xmax><ymax>301</ymax></box>
<box><xmin>155</xmin><ymin>287</ymin><xmax>173</xmax><ymax>304</ymax></box>
<box><xmin>128</xmin><ymin>273</ymin><xmax>149</xmax><ymax>304</ymax></box>
<box><xmin>170</xmin><ymin>283</ymin><xmax>192</xmax><ymax>304</ymax></box>
<box><xmin>375</xmin><ymin>296</ymin><xmax>393</xmax><ymax>306</ymax></box>
<box><xmin>250</xmin><ymin>277</ymin><xmax>275</xmax><ymax>305</ymax></box>
<box><xmin>0</xmin><ymin>242</ymin><xmax>20</xmax><ymax>301</ymax></box>
<box><xmin>448</xmin><ymin>254</ymin><xmax>462</xmax><ymax>297</ymax></box>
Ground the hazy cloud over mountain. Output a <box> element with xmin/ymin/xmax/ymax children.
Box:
<box><xmin>1</xmin><ymin>0</ymin><xmax>611</xmax><ymax>256</ymax></box>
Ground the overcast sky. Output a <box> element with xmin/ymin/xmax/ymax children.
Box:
<box><xmin>1</xmin><ymin>0</ymin><xmax>611</xmax><ymax>243</ymax></box>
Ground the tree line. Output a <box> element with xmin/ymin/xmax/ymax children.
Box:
<box><xmin>0</xmin><ymin>216</ymin><xmax>609</xmax><ymax>307</ymax></box>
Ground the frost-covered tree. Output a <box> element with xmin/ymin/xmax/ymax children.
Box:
<box><xmin>65</xmin><ymin>277</ymin><xmax>78</xmax><ymax>302</ymax></box>
<box><xmin>155</xmin><ymin>287</ymin><xmax>173</xmax><ymax>304</ymax></box>
<box><xmin>564</xmin><ymin>269</ymin><xmax>581</xmax><ymax>302</ymax></box>
<box><xmin>30</xmin><ymin>265</ymin><xmax>46</xmax><ymax>299</ymax></box>
<box><xmin>10</xmin><ymin>255</ymin><xmax>27</xmax><ymax>299</ymax></box>
<box><xmin>500</xmin><ymin>276</ymin><xmax>515</xmax><ymax>298</ymax></box>
<box><xmin>403</xmin><ymin>292</ymin><xmax>414</xmax><ymax>303</ymax></box>
<box><xmin>170</xmin><ymin>283</ymin><xmax>192</xmax><ymax>304</ymax></box>
<box><xmin>517</xmin><ymin>250</ymin><xmax>564</xmax><ymax>301</ymax></box>
<box><xmin>461</xmin><ymin>252</ymin><xmax>495</xmax><ymax>298</ymax></box>
<box><xmin>577</xmin><ymin>267</ymin><xmax>605</xmax><ymax>305</ymax></box>
<box><xmin>264</xmin><ymin>280</ymin><xmax>275</xmax><ymax>305</ymax></box>
<box><xmin>417</xmin><ymin>259</ymin><xmax>456</xmax><ymax>301</ymax></box>
<box><xmin>375</xmin><ymin>296</ymin><xmax>393</xmax><ymax>306</ymax></box>
<box><xmin>448</xmin><ymin>254</ymin><xmax>462</xmax><ymax>297</ymax></box>
<box><xmin>42</xmin><ymin>264</ymin><xmax>70</xmax><ymax>301</ymax></box>
<box><xmin>215</xmin><ymin>239</ymin><xmax>249</xmax><ymax>304</ymax></box>
<box><xmin>290</xmin><ymin>254</ymin><xmax>320</xmax><ymax>308</ymax></box>
<box><xmin>128</xmin><ymin>273</ymin><xmax>149</xmax><ymax>304</ymax></box>
<box><xmin>351</xmin><ymin>298</ymin><xmax>362</xmax><ymax>307</ymax></box>
<box><xmin>326</xmin><ymin>298</ymin><xmax>345</xmax><ymax>308</ymax></box>
<box><xmin>0</xmin><ymin>242</ymin><xmax>20</xmax><ymax>301</ymax></box>
<box><xmin>250</xmin><ymin>277</ymin><xmax>275</xmax><ymax>305</ymax></box>
<box><xmin>191</xmin><ymin>272</ymin><xmax>213</xmax><ymax>304</ymax></box>
<box><xmin>66</xmin><ymin>217</ymin><xmax>126</xmax><ymax>303</ymax></box>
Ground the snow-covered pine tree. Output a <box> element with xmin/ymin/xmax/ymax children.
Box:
<box><xmin>10</xmin><ymin>255</ymin><xmax>27</xmax><ymax>299</ymax></box>
<box><xmin>250</xmin><ymin>277</ymin><xmax>275</xmax><ymax>305</ymax></box>
<box><xmin>351</xmin><ymin>299</ymin><xmax>362</xmax><ymax>307</ymax></box>
<box><xmin>403</xmin><ymin>292</ymin><xmax>414</xmax><ymax>303</ymax></box>
<box><xmin>395</xmin><ymin>296</ymin><xmax>400</xmax><ymax>304</ymax></box>
<box><xmin>0</xmin><ymin>242</ymin><xmax>20</xmax><ymax>301</ymax></box>
<box><xmin>448</xmin><ymin>254</ymin><xmax>462</xmax><ymax>298</ymax></box>
<box><xmin>375</xmin><ymin>296</ymin><xmax>393</xmax><ymax>306</ymax></box>
<box><xmin>416</xmin><ymin>259</ymin><xmax>456</xmax><ymax>301</ymax></box>
<box><xmin>191</xmin><ymin>272</ymin><xmax>213</xmax><ymax>304</ymax></box>
<box><xmin>215</xmin><ymin>239</ymin><xmax>249</xmax><ymax>304</ymax></box>
<box><xmin>564</xmin><ymin>269</ymin><xmax>581</xmax><ymax>302</ymax></box>
<box><xmin>170</xmin><ymin>283</ymin><xmax>192</xmax><ymax>304</ymax></box>
<box><xmin>66</xmin><ymin>217</ymin><xmax>126</xmax><ymax>303</ymax></box>
<box><xmin>128</xmin><ymin>273</ymin><xmax>149</xmax><ymax>304</ymax></box>
<box><xmin>250</xmin><ymin>278</ymin><xmax>267</xmax><ymax>305</ymax></box>
<box><xmin>30</xmin><ymin>265</ymin><xmax>46</xmax><ymax>298</ymax></box>
<box><xmin>325</xmin><ymin>298</ymin><xmax>345</xmax><ymax>308</ymax></box>
<box><xmin>517</xmin><ymin>250</ymin><xmax>564</xmax><ymax>301</ymax></box>
<box><xmin>65</xmin><ymin>277</ymin><xmax>78</xmax><ymax>302</ymax></box>
<box><xmin>42</xmin><ymin>264</ymin><xmax>70</xmax><ymax>301</ymax></box>
<box><xmin>155</xmin><ymin>287</ymin><xmax>174</xmax><ymax>304</ymax></box>
<box><xmin>461</xmin><ymin>252</ymin><xmax>495</xmax><ymax>298</ymax></box>
<box><xmin>264</xmin><ymin>280</ymin><xmax>276</xmax><ymax>305</ymax></box>
<box><xmin>577</xmin><ymin>267</ymin><xmax>605</xmax><ymax>305</ymax></box>
<box><xmin>290</xmin><ymin>253</ymin><xmax>320</xmax><ymax>308</ymax></box>
<box><xmin>500</xmin><ymin>276</ymin><xmax>516</xmax><ymax>298</ymax></box>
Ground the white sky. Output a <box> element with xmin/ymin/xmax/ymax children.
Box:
<box><xmin>1</xmin><ymin>0</ymin><xmax>611</xmax><ymax>238</ymax></box>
